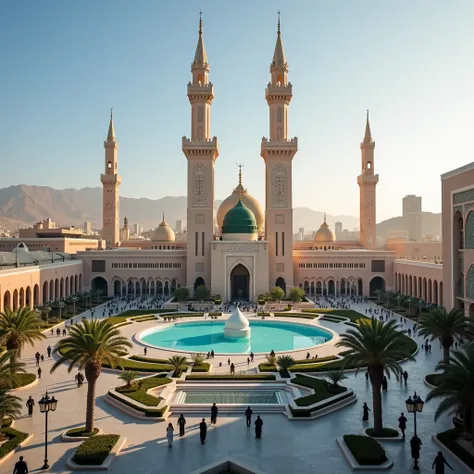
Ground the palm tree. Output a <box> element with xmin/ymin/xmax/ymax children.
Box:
<box><xmin>51</xmin><ymin>320</ymin><xmax>132</xmax><ymax>432</ymax></box>
<box><xmin>0</xmin><ymin>307</ymin><xmax>45</xmax><ymax>360</ymax></box>
<box><xmin>336</xmin><ymin>318</ymin><xmax>414</xmax><ymax>436</ymax></box>
<box><xmin>0</xmin><ymin>351</ymin><xmax>25</xmax><ymax>389</ymax></box>
<box><xmin>0</xmin><ymin>388</ymin><xmax>22</xmax><ymax>435</ymax></box>
<box><xmin>426</xmin><ymin>344</ymin><xmax>474</xmax><ymax>447</ymax></box>
<box><xmin>418</xmin><ymin>307</ymin><xmax>472</xmax><ymax>364</ymax></box>
<box><xmin>395</xmin><ymin>294</ymin><xmax>404</xmax><ymax>312</ymax></box>
<box><xmin>325</xmin><ymin>370</ymin><xmax>348</xmax><ymax>388</ymax></box>
<box><xmin>118</xmin><ymin>370</ymin><xmax>139</xmax><ymax>388</ymax></box>
<box><xmin>167</xmin><ymin>355</ymin><xmax>187</xmax><ymax>377</ymax></box>
<box><xmin>276</xmin><ymin>355</ymin><xmax>295</xmax><ymax>377</ymax></box>
<box><xmin>70</xmin><ymin>295</ymin><xmax>80</xmax><ymax>315</ymax></box>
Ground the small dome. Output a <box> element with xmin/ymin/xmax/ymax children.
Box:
<box><xmin>314</xmin><ymin>215</ymin><xmax>336</xmax><ymax>243</ymax></box>
<box><xmin>222</xmin><ymin>199</ymin><xmax>258</xmax><ymax>235</ymax></box>
<box><xmin>225</xmin><ymin>307</ymin><xmax>250</xmax><ymax>330</ymax></box>
<box><xmin>151</xmin><ymin>215</ymin><xmax>175</xmax><ymax>242</ymax></box>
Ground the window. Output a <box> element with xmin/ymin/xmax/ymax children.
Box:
<box><xmin>282</xmin><ymin>232</ymin><xmax>285</xmax><ymax>256</ymax></box>
<box><xmin>277</xmin><ymin>107</ymin><xmax>282</xmax><ymax>123</ymax></box>
<box><xmin>367</xmin><ymin>161</ymin><xmax>372</xmax><ymax>170</ymax></box>
<box><xmin>202</xmin><ymin>232</ymin><xmax>205</xmax><ymax>256</ymax></box>
<box><xmin>107</xmin><ymin>161</ymin><xmax>112</xmax><ymax>169</ymax></box>
<box><xmin>91</xmin><ymin>260</ymin><xmax>106</xmax><ymax>272</ymax></box>
<box><xmin>371</xmin><ymin>260</ymin><xmax>385</xmax><ymax>272</ymax></box>
<box><xmin>275</xmin><ymin>232</ymin><xmax>278</xmax><ymax>256</ymax></box>
<box><xmin>195</xmin><ymin>232</ymin><xmax>198</xmax><ymax>256</ymax></box>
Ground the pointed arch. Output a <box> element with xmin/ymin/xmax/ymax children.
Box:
<box><xmin>26</xmin><ymin>286</ymin><xmax>31</xmax><ymax>308</ymax></box>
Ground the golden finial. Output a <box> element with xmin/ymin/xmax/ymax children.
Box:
<box><xmin>199</xmin><ymin>10</ymin><xmax>203</xmax><ymax>34</ymax></box>
<box><xmin>277</xmin><ymin>10</ymin><xmax>281</xmax><ymax>34</ymax></box>
<box><xmin>236</xmin><ymin>163</ymin><xmax>244</xmax><ymax>186</ymax></box>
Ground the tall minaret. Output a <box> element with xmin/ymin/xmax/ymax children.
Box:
<box><xmin>261</xmin><ymin>13</ymin><xmax>298</xmax><ymax>293</ymax></box>
<box><xmin>182</xmin><ymin>13</ymin><xmax>219</xmax><ymax>294</ymax></box>
<box><xmin>101</xmin><ymin>110</ymin><xmax>122</xmax><ymax>247</ymax></box>
<box><xmin>357</xmin><ymin>110</ymin><xmax>379</xmax><ymax>249</ymax></box>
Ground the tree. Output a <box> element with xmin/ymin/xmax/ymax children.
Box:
<box><xmin>194</xmin><ymin>285</ymin><xmax>211</xmax><ymax>301</ymax></box>
<box><xmin>0</xmin><ymin>388</ymin><xmax>22</xmax><ymax>433</ymax></box>
<box><xmin>0</xmin><ymin>351</ymin><xmax>25</xmax><ymax>389</ymax></box>
<box><xmin>51</xmin><ymin>320</ymin><xmax>132</xmax><ymax>432</ymax></box>
<box><xmin>336</xmin><ymin>318</ymin><xmax>414</xmax><ymax>436</ymax></box>
<box><xmin>269</xmin><ymin>286</ymin><xmax>285</xmax><ymax>302</ymax></box>
<box><xmin>118</xmin><ymin>370</ymin><xmax>139</xmax><ymax>388</ymax></box>
<box><xmin>69</xmin><ymin>295</ymin><xmax>80</xmax><ymax>315</ymax></box>
<box><xmin>173</xmin><ymin>287</ymin><xmax>190</xmax><ymax>302</ymax></box>
<box><xmin>190</xmin><ymin>353</ymin><xmax>205</xmax><ymax>365</ymax></box>
<box><xmin>265</xmin><ymin>354</ymin><xmax>276</xmax><ymax>366</ymax></box>
<box><xmin>418</xmin><ymin>307</ymin><xmax>472</xmax><ymax>364</ymax></box>
<box><xmin>0</xmin><ymin>307</ymin><xmax>45</xmax><ymax>360</ymax></box>
<box><xmin>276</xmin><ymin>355</ymin><xmax>295</xmax><ymax>377</ymax></box>
<box><xmin>325</xmin><ymin>370</ymin><xmax>348</xmax><ymax>388</ymax></box>
<box><xmin>289</xmin><ymin>287</ymin><xmax>305</xmax><ymax>303</ymax></box>
<box><xmin>168</xmin><ymin>355</ymin><xmax>188</xmax><ymax>377</ymax></box>
<box><xmin>426</xmin><ymin>344</ymin><xmax>474</xmax><ymax>447</ymax></box>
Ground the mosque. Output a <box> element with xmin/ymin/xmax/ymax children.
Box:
<box><xmin>76</xmin><ymin>15</ymin><xmax>399</xmax><ymax>303</ymax></box>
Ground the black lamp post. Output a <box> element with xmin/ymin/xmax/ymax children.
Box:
<box><xmin>405</xmin><ymin>392</ymin><xmax>424</xmax><ymax>471</ymax></box>
<box><xmin>38</xmin><ymin>392</ymin><xmax>58</xmax><ymax>470</ymax></box>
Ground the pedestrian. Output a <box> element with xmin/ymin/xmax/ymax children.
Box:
<box><xmin>247</xmin><ymin>357</ymin><xmax>250</xmax><ymax>366</ymax></box>
<box><xmin>199</xmin><ymin>418</ymin><xmax>207</xmax><ymax>444</ymax></box>
<box><xmin>13</xmin><ymin>456</ymin><xmax>28</xmax><ymax>474</ymax></box>
<box><xmin>432</xmin><ymin>451</ymin><xmax>453</xmax><ymax>473</ymax></box>
<box><xmin>403</xmin><ymin>371</ymin><xmax>408</xmax><ymax>385</ymax></box>
<box><xmin>410</xmin><ymin>435</ymin><xmax>422</xmax><ymax>466</ymax></box>
<box><xmin>177</xmin><ymin>414</ymin><xmax>186</xmax><ymax>436</ymax></box>
<box><xmin>365</xmin><ymin>371</ymin><xmax>369</xmax><ymax>381</ymax></box>
<box><xmin>37</xmin><ymin>367</ymin><xmax>42</xmax><ymax>379</ymax></box>
<box><xmin>47</xmin><ymin>346</ymin><xmax>52</xmax><ymax>358</ymax></box>
<box><xmin>166</xmin><ymin>422</ymin><xmax>174</xmax><ymax>448</ymax></box>
<box><xmin>211</xmin><ymin>402</ymin><xmax>218</xmax><ymax>425</ymax></box>
<box><xmin>62</xmin><ymin>329</ymin><xmax>66</xmax><ymax>336</ymax></box>
<box><xmin>144</xmin><ymin>346</ymin><xmax>147</xmax><ymax>356</ymax></box>
<box><xmin>255</xmin><ymin>415</ymin><xmax>263</xmax><ymax>439</ymax></box>
<box><xmin>250</xmin><ymin>352</ymin><xmax>254</xmax><ymax>362</ymax></box>
<box><xmin>398</xmin><ymin>412</ymin><xmax>407</xmax><ymax>438</ymax></box>
<box><xmin>35</xmin><ymin>352</ymin><xmax>40</xmax><ymax>367</ymax></box>
<box><xmin>382</xmin><ymin>376</ymin><xmax>388</xmax><ymax>392</ymax></box>
<box><xmin>245</xmin><ymin>406</ymin><xmax>253</xmax><ymax>427</ymax></box>
<box><xmin>362</xmin><ymin>402</ymin><xmax>370</xmax><ymax>421</ymax></box>
<box><xmin>26</xmin><ymin>396</ymin><xmax>34</xmax><ymax>416</ymax></box>
<box><xmin>228</xmin><ymin>358</ymin><xmax>231</xmax><ymax>366</ymax></box>
<box><xmin>41</xmin><ymin>354</ymin><xmax>44</xmax><ymax>363</ymax></box>
<box><xmin>230</xmin><ymin>363</ymin><xmax>235</xmax><ymax>375</ymax></box>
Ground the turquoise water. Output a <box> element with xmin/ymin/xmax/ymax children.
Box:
<box><xmin>183</xmin><ymin>391</ymin><xmax>280</xmax><ymax>404</ymax></box>
<box><xmin>140</xmin><ymin>320</ymin><xmax>332</xmax><ymax>354</ymax></box>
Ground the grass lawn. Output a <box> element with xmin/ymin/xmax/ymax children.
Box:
<box><xmin>291</xmin><ymin>375</ymin><xmax>346</xmax><ymax>406</ymax></box>
<box><xmin>191</xmin><ymin>362</ymin><xmax>211</xmax><ymax>372</ymax></box>
<box><xmin>129</xmin><ymin>355</ymin><xmax>175</xmax><ymax>365</ymax></box>
<box><xmin>103</xmin><ymin>357</ymin><xmax>172</xmax><ymax>372</ymax></box>
<box><xmin>116</xmin><ymin>375</ymin><xmax>172</xmax><ymax>406</ymax></box>
<box><xmin>106</xmin><ymin>316</ymin><xmax>131</xmax><ymax>326</ymax></box>
<box><xmin>72</xmin><ymin>434</ymin><xmax>120</xmax><ymax>466</ymax></box>
<box><xmin>11</xmin><ymin>373</ymin><xmax>36</xmax><ymax>388</ymax></box>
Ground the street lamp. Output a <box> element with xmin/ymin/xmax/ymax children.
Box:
<box><xmin>405</xmin><ymin>392</ymin><xmax>424</xmax><ymax>471</ymax></box>
<box><xmin>38</xmin><ymin>392</ymin><xmax>58</xmax><ymax>470</ymax></box>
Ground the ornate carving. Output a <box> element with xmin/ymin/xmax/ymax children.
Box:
<box><xmin>466</xmin><ymin>211</ymin><xmax>474</xmax><ymax>249</ymax></box>
<box><xmin>454</xmin><ymin>188</ymin><xmax>474</xmax><ymax>205</ymax></box>
<box><xmin>192</xmin><ymin>162</ymin><xmax>208</xmax><ymax>208</ymax></box>
<box><xmin>223</xmin><ymin>244</ymin><xmax>253</xmax><ymax>253</ymax></box>
<box><xmin>453</xmin><ymin>205</ymin><xmax>463</xmax><ymax>215</ymax></box>
<box><xmin>271</xmin><ymin>163</ymin><xmax>288</xmax><ymax>208</ymax></box>
<box><xmin>195</xmin><ymin>214</ymin><xmax>205</xmax><ymax>224</ymax></box>
<box><xmin>275</xmin><ymin>214</ymin><xmax>284</xmax><ymax>224</ymax></box>
<box><xmin>466</xmin><ymin>265</ymin><xmax>474</xmax><ymax>299</ymax></box>
<box><xmin>276</xmin><ymin>263</ymin><xmax>284</xmax><ymax>271</ymax></box>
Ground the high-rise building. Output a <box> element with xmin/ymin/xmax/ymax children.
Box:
<box><xmin>133</xmin><ymin>223</ymin><xmax>140</xmax><ymax>236</ymax></box>
<box><xmin>83</xmin><ymin>221</ymin><xmax>92</xmax><ymax>234</ymax></box>
<box><xmin>403</xmin><ymin>195</ymin><xmax>422</xmax><ymax>241</ymax></box>
<box><xmin>335</xmin><ymin>221</ymin><xmax>343</xmax><ymax>234</ymax></box>
<box><xmin>176</xmin><ymin>220</ymin><xmax>183</xmax><ymax>233</ymax></box>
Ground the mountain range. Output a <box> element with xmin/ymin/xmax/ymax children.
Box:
<box><xmin>0</xmin><ymin>185</ymin><xmax>440</xmax><ymax>236</ymax></box>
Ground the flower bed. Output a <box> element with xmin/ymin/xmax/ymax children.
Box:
<box><xmin>437</xmin><ymin>428</ymin><xmax>474</xmax><ymax>469</ymax></box>
<box><xmin>185</xmin><ymin>374</ymin><xmax>276</xmax><ymax>381</ymax></box>
<box><xmin>0</xmin><ymin>427</ymin><xmax>29</xmax><ymax>460</ymax></box>
<box><xmin>65</xmin><ymin>427</ymin><xmax>99</xmax><ymax>438</ymax></box>
<box><xmin>342</xmin><ymin>434</ymin><xmax>387</xmax><ymax>466</ymax></box>
<box><xmin>72</xmin><ymin>434</ymin><xmax>120</xmax><ymax>466</ymax></box>
<box><xmin>116</xmin><ymin>375</ymin><xmax>171</xmax><ymax>406</ymax></box>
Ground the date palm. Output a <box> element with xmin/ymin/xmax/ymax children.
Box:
<box><xmin>118</xmin><ymin>370</ymin><xmax>139</xmax><ymax>388</ymax></box>
<box><xmin>0</xmin><ymin>307</ymin><xmax>45</xmax><ymax>360</ymax></box>
<box><xmin>168</xmin><ymin>355</ymin><xmax>188</xmax><ymax>377</ymax></box>
<box><xmin>276</xmin><ymin>355</ymin><xmax>295</xmax><ymax>377</ymax></box>
<box><xmin>0</xmin><ymin>351</ymin><xmax>26</xmax><ymax>389</ymax></box>
<box><xmin>336</xmin><ymin>318</ymin><xmax>414</xmax><ymax>436</ymax></box>
<box><xmin>0</xmin><ymin>388</ymin><xmax>22</xmax><ymax>434</ymax></box>
<box><xmin>426</xmin><ymin>344</ymin><xmax>474</xmax><ymax>447</ymax></box>
<box><xmin>52</xmin><ymin>319</ymin><xmax>132</xmax><ymax>432</ymax></box>
<box><xmin>325</xmin><ymin>370</ymin><xmax>347</xmax><ymax>388</ymax></box>
<box><xmin>418</xmin><ymin>307</ymin><xmax>472</xmax><ymax>364</ymax></box>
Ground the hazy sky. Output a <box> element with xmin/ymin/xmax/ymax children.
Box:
<box><xmin>1</xmin><ymin>1</ymin><xmax>473</xmax><ymax>222</ymax></box>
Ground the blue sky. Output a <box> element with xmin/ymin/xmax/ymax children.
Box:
<box><xmin>1</xmin><ymin>1</ymin><xmax>473</xmax><ymax>222</ymax></box>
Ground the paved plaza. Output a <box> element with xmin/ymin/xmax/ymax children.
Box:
<box><xmin>1</xmin><ymin>299</ymin><xmax>470</xmax><ymax>474</ymax></box>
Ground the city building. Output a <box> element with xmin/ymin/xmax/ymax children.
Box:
<box><xmin>335</xmin><ymin>222</ymin><xmax>343</xmax><ymax>234</ymax></box>
<box><xmin>403</xmin><ymin>194</ymin><xmax>422</xmax><ymax>241</ymax></box>
<box><xmin>83</xmin><ymin>221</ymin><xmax>92</xmax><ymax>234</ymax></box>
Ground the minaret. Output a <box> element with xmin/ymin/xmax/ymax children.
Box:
<box><xmin>357</xmin><ymin>110</ymin><xmax>379</xmax><ymax>249</ymax></box>
<box><xmin>261</xmin><ymin>13</ymin><xmax>298</xmax><ymax>293</ymax></box>
<box><xmin>182</xmin><ymin>13</ymin><xmax>219</xmax><ymax>294</ymax></box>
<box><xmin>101</xmin><ymin>110</ymin><xmax>122</xmax><ymax>247</ymax></box>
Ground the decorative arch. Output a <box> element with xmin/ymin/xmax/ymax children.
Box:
<box><xmin>91</xmin><ymin>276</ymin><xmax>108</xmax><ymax>294</ymax></box>
<box><xmin>358</xmin><ymin>278</ymin><xmax>363</xmax><ymax>296</ymax></box>
<box><xmin>428</xmin><ymin>279</ymin><xmax>432</xmax><ymax>303</ymax></box>
<box><xmin>310</xmin><ymin>281</ymin><xmax>315</xmax><ymax>294</ymax></box>
<box><xmin>74</xmin><ymin>275</ymin><xmax>78</xmax><ymax>293</ymax></box>
<box><xmin>194</xmin><ymin>277</ymin><xmax>205</xmax><ymax>291</ymax></box>
<box><xmin>3</xmin><ymin>291</ymin><xmax>10</xmax><ymax>310</ymax></box>
<box><xmin>60</xmin><ymin>277</ymin><xmax>64</xmax><ymax>299</ymax></box>
<box><xmin>466</xmin><ymin>265</ymin><xmax>474</xmax><ymax>300</ymax></box>
<box><xmin>433</xmin><ymin>280</ymin><xmax>438</xmax><ymax>305</ymax></box>
<box><xmin>55</xmin><ymin>279</ymin><xmax>59</xmax><ymax>301</ymax></box>
<box><xmin>230</xmin><ymin>264</ymin><xmax>250</xmax><ymax>301</ymax></box>
<box><xmin>423</xmin><ymin>278</ymin><xmax>427</xmax><ymax>301</ymax></box>
<box><xmin>43</xmin><ymin>281</ymin><xmax>48</xmax><ymax>303</ymax></box>
<box><xmin>26</xmin><ymin>286</ymin><xmax>31</xmax><ymax>308</ymax></box>
<box><xmin>275</xmin><ymin>277</ymin><xmax>286</xmax><ymax>295</ymax></box>
<box><xmin>79</xmin><ymin>274</ymin><xmax>82</xmax><ymax>292</ymax></box>
<box><xmin>465</xmin><ymin>211</ymin><xmax>474</xmax><ymax>249</ymax></box>
<box><xmin>303</xmin><ymin>280</ymin><xmax>309</xmax><ymax>294</ymax></box>
<box><xmin>327</xmin><ymin>279</ymin><xmax>335</xmax><ymax>296</ymax></box>
<box><xmin>12</xmin><ymin>289</ymin><xmax>18</xmax><ymax>310</ymax></box>
<box><xmin>369</xmin><ymin>276</ymin><xmax>386</xmax><ymax>297</ymax></box>
<box><xmin>19</xmin><ymin>288</ymin><xmax>25</xmax><ymax>307</ymax></box>
<box><xmin>316</xmin><ymin>280</ymin><xmax>322</xmax><ymax>295</ymax></box>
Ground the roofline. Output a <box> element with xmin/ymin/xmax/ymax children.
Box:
<box><xmin>441</xmin><ymin>161</ymin><xmax>474</xmax><ymax>181</ymax></box>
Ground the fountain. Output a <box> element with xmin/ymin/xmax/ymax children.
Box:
<box><xmin>224</xmin><ymin>307</ymin><xmax>251</xmax><ymax>338</ymax></box>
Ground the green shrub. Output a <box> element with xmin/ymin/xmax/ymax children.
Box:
<box><xmin>66</xmin><ymin>427</ymin><xmax>99</xmax><ymax>437</ymax></box>
<box><xmin>108</xmin><ymin>391</ymin><xmax>168</xmax><ymax>417</ymax></box>
<box><xmin>11</xmin><ymin>373</ymin><xmax>36</xmax><ymax>388</ymax></box>
<box><xmin>258</xmin><ymin>363</ymin><xmax>277</xmax><ymax>372</ymax></box>
<box><xmin>116</xmin><ymin>375</ymin><xmax>171</xmax><ymax>406</ymax></box>
<box><xmin>273</xmin><ymin>313</ymin><xmax>316</xmax><ymax>319</ymax></box>
<box><xmin>163</xmin><ymin>313</ymin><xmax>204</xmax><ymax>318</ymax></box>
<box><xmin>102</xmin><ymin>358</ymin><xmax>172</xmax><ymax>373</ymax></box>
<box><xmin>1</xmin><ymin>418</ymin><xmax>12</xmax><ymax>428</ymax></box>
<box><xmin>129</xmin><ymin>355</ymin><xmax>176</xmax><ymax>365</ymax></box>
<box><xmin>118</xmin><ymin>309</ymin><xmax>177</xmax><ymax>317</ymax></box>
<box><xmin>208</xmin><ymin>312</ymin><xmax>222</xmax><ymax>316</ymax></box>
<box><xmin>0</xmin><ymin>427</ymin><xmax>28</xmax><ymax>460</ymax></box>
<box><xmin>293</xmin><ymin>355</ymin><xmax>339</xmax><ymax>365</ymax></box>
<box><xmin>72</xmin><ymin>434</ymin><xmax>120</xmax><ymax>466</ymax></box>
<box><xmin>185</xmin><ymin>375</ymin><xmax>276</xmax><ymax>381</ymax></box>
<box><xmin>426</xmin><ymin>373</ymin><xmax>442</xmax><ymax>386</ymax></box>
<box><xmin>343</xmin><ymin>434</ymin><xmax>387</xmax><ymax>466</ymax></box>
<box><xmin>437</xmin><ymin>428</ymin><xmax>474</xmax><ymax>469</ymax></box>
<box><xmin>257</xmin><ymin>312</ymin><xmax>270</xmax><ymax>316</ymax></box>
<box><xmin>319</xmin><ymin>316</ymin><xmax>345</xmax><ymax>323</ymax></box>
<box><xmin>191</xmin><ymin>363</ymin><xmax>210</xmax><ymax>372</ymax></box>
<box><xmin>365</xmin><ymin>428</ymin><xmax>399</xmax><ymax>438</ymax></box>
<box><xmin>291</xmin><ymin>375</ymin><xmax>346</xmax><ymax>406</ymax></box>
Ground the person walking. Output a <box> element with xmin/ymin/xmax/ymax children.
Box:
<box><xmin>35</xmin><ymin>352</ymin><xmax>40</xmax><ymax>367</ymax></box>
<box><xmin>230</xmin><ymin>363</ymin><xmax>235</xmax><ymax>375</ymax></box>
<box><xmin>144</xmin><ymin>347</ymin><xmax>147</xmax><ymax>356</ymax></box>
<box><xmin>382</xmin><ymin>376</ymin><xmax>388</xmax><ymax>392</ymax></box>
<box><xmin>166</xmin><ymin>423</ymin><xmax>174</xmax><ymax>448</ymax></box>
<box><xmin>47</xmin><ymin>346</ymin><xmax>52</xmax><ymax>358</ymax></box>
<box><xmin>245</xmin><ymin>406</ymin><xmax>253</xmax><ymax>427</ymax></box>
<box><xmin>362</xmin><ymin>402</ymin><xmax>370</xmax><ymax>421</ymax></box>
<box><xmin>403</xmin><ymin>371</ymin><xmax>408</xmax><ymax>385</ymax></box>
<box><xmin>199</xmin><ymin>418</ymin><xmax>207</xmax><ymax>444</ymax></box>
<box><xmin>398</xmin><ymin>412</ymin><xmax>407</xmax><ymax>438</ymax></box>
<box><xmin>211</xmin><ymin>403</ymin><xmax>218</xmax><ymax>425</ymax></box>
<box><xmin>13</xmin><ymin>456</ymin><xmax>28</xmax><ymax>474</ymax></box>
<box><xmin>177</xmin><ymin>414</ymin><xmax>186</xmax><ymax>437</ymax></box>
<box><xmin>432</xmin><ymin>451</ymin><xmax>453</xmax><ymax>473</ymax></box>
<box><xmin>255</xmin><ymin>415</ymin><xmax>263</xmax><ymax>439</ymax></box>
<box><xmin>37</xmin><ymin>367</ymin><xmax>42</xmax><ymax>379</ymax></box>
<box><xmin>26</xmin><ymin>396</ymin><xmax>34</xmax><ymax>416</ymax></box>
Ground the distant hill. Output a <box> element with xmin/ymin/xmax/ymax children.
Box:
<box><xmin>376</xmin><ymin>212</ymin><xmax>441</xmax><ymax>237</ymax></box>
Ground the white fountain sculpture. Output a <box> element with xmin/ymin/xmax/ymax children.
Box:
<box><xmin>224</xmin><ymin>307</ymin><xmax>251</xmax><ymax>339</ymax></box>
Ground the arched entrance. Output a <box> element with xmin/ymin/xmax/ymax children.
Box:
<box><xmin>114</xmin><ymin>280</ymin><xmax>121</xmax><ymax>296</ymax></box>
<box><xmin>230</xmin><ymin>264</ymin><xmax>250</xmax><ymax>301</ymax></box>
<box><xmin>91</xmin><ymin>276</ymin><xmax>108</xmax><ymax>294</ymax></box>
<box><xmin>327</xmin><ymin>280</ymin><xmax>335</xmax><ymax>296</ymax></box>
<box><xmin>194</xmin><ymin>277</ymin><xmax>205</xmax><ymax>291</ymax></box>
<box><xmin>275</xmin><ymin>277</ymin><xmax>286</xmax><ymax>295</ymax></box>
<box><xmin>369</xmin><ymin>276</ymin><xmax>385</xmax><ymax>297</ymax></box>
<box><xmin>3</xmin><ymin>291</ymin><xmax>10</xmax><ymax>310</ymax></box>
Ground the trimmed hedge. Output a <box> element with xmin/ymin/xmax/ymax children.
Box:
<box><xmin>108</xmin><ymin>390</ymin><xmax>168</xmax><ymax>417</ymax></box>
<box><xmin>12</xmin><ymin>373</ymin><xmax>36</xmax><ymax>388</ymax></box>
<box><xmin>66</xmin><ymin>427</ymin><xmax>99</xmax><ymax>437</ymax></box>
<box><xmin>103</xmin><ymin>358</ymin><xmax>172</xmax><ymax>373</ymax></box>
<box><xmin>290</xmin><ymin>392</ymin><xmax>353</xmax><ymax>417</ymax></box>
<box><xmin>291</xmin><ymin>375</ymin><xmax>346</xmax><ymax>406</ymax></box>
<box><xmin>426</xmin><ymin>373</ymin><xmax>442</xmax><ymax>387</ymax></box>
<box><xmin>118</xmin><ymin>309</ymin><xmax>177</xmax><ymax>316</ymax></box>
<box><xmin>163</xmin><ymin>313</ymin><xmax>204</xmax><ymax>318</ymax></box>
<box><xmin>72</xmin><ymin>434</ymin><xmax>120</xmax><ymax>466</ymax></box>
<box><xmin>191</xmin><ymin>362</ymin><xmax>211</xmax><ymax>373</ymax></box>
<box><xmin>0</xmin><ymin>427</ymin><xmax>29</xmax><ymax>460</ymax></box>
<box><xmin>129</xmin><ymin>355</ymin><xmax>176</xmax><ymax>365</ymax></box>
<box><xmin>366</xmin><ymin>427</ymin><xmax>399</xmax><ymax>438</ymax></box>
<box><xmin>185</xmin><ymin>374</ymin><xmax>276</xmax><ymax>381</ymax></box>
<box><xmin>259</xmin><ymin>356</ymin><xmax>339</xmax><ymax>373</ymax></box>
<box><xmin>273</xmin><ymin>312</ymin><xmax>316</xmax><ymax>319</ymax></box>
<box><xmin>116</xmin><ymin>375</ymin><xmax>171</xmax><ymax>406</ymax></box>
<box><xmin>343</xmin><ymin>434</ymin><xmax>387</xmax><ymax>466</ymax></box>
<box><xmin>437</xmin><ymin>428</ymin><xmax>474</xmax><ymax>469</ymax></box>
<box><xmin>303</xmin><ymin>309</ymin><xmax>367</xmax><ymax>323</ymax></box>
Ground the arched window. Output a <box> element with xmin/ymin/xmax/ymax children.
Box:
<box><xmin>277</xmin><ymin>107</ymin><xmax>282</xmax><ymax>123</ymax></box>
<box><xmin>107</xmin><ymin>161</ymin><xmax>112</xmax><ymax>169</ymax></box>
<box><xmin>367</xmin><ymin>161</ymin><xmax>372</xmax><ymax>170</ymax></box>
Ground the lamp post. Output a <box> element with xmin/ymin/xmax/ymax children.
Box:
<box><xmin>405</xmin><ymin>392</ymin><xmax>424</xmax><ymax>471</ymax></box>
<box><xmin>38</xmin><ymin>392</ymin><xmax>58</xmax><ymax>470</ymax></box>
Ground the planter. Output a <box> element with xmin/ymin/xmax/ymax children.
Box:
<box><xmin>337</xmin><ymin>437</ymin><xmax>393</xmax><ymax>471</ymax></box>
<box><xmin>361</xmin><ymin>428</ymin><xmax>403</xmax><ymax>442</ymax></box>
<box><xmin>61</xmin><ymin>428</ymin><xmax>103</xmax><ymax>442</ymax></box>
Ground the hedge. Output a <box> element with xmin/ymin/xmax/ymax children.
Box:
<box><xmin>12</xmin><ymin>373</ymin><xmax>36</xmax><ymax>388</ymax></box>
<box><xmin>208</xmin><ymin>312</ymin><xmax>222</xmax><ymax>316</ymax></box>
<box><xmin>116</xmin><ymin>375</ymin><xmax>172</xmax><ymax>406</ymax></box>
<box><xmin>437</xmin><ymin>428</ymin><xmax>474</xmax><ymax>469</ymax></box>
<box><xmin>343</xmin><ymin>434</ymin><xmax>387</xmax><ymax>466</ymax></box>
<box><xmin>66</xmin><ymin>427</ymin><xmax>99</xmax><ymax>437</ymax></box>
<box><xmin>293</xmin><ymin>355</ymin><xmax>339</xmax><ymax>365</ymax></box>
<box><xmin>303</xmin><ymin>309</ymin><xmax>367</xmax><ymax>323</ymax></box>
<box><xmin>319</xmin><ymin>316</ymin><xmax>346</xmax><ymax>323</ymax></box>
<box><xmin>426</xmin><ymin>373</ymin><xmax>442</xmax><ymax>386</ymax></box>
<box><xmin>291</xmin><ymin>375</ymin><xmax>346</xmax><ymax>406</ymax></box>
<box><xmin>273</xmin><ymin>313</ymin><xmax>316</xmax><ymax>319</ymax></box>
<box><xmin>118</xmin><ymin>309</ymin><xmax>177</xmax><ymax>317</ymax></box>
<box><xmin>259</xmin><ymin>356</ymin><xmax>339</xmax><ymax>373</ymax></box>
<box><xmin>129</xmin><ymin>355</ymin><xmax>177</xmax><ymax>365</ymax></box>
<box><xmin>290</xmin><ymin>392</ymin><xmax>354</xmax><ymax>417</ymax></box>
<box><xmin>365</xmin><ymin>427</ymin><xmax>399</xmax><ymax>438</ymax></box>
<box><xmin>103</xmin><ymin>358</ymin><xmax>172</xmax><ymax>373</ymax></box>
<box><xmin>185</xmin><ymin>374</ymin><xmax>276</xmax><ymax>381</ymax></box>
<box><xmin>191</xmin><ymin>362</ymin><xmax>211</xmax><ymax>372</ymax></box>
<box><xmin>163</xmin><ymin>313</ymin><xmax>204</xmax><ymax>318</ymax></box>
<box><xmin>0</xmin><ymin>427</ymin><xmax>29</xmax><ymax>459</ymax></box>
<box><xmin>108</xmin><ymin>391</ymin><xmax>168</xmax><ymax>417</ymax></box>
<box><xmin>72</xmin><ymin>434</ymin><xmax>120</xmax><ymax>466</ymax></box>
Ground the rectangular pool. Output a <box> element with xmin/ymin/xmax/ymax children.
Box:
<box><xmin>182</xmin><ymin>391</ymin><xmax>281</xmax><ymax>404</ymax></box>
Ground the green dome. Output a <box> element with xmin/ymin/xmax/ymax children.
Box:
<box><xmin>222</xmin><ymin>199</ymin><xmax>258</xmax><ymax>234</ymax></box>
